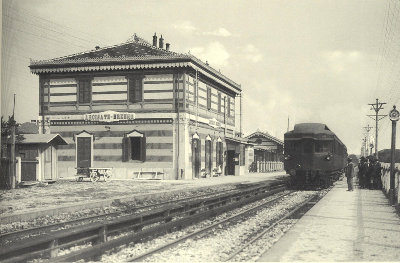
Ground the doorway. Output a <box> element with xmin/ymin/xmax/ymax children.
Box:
<box><xmin>192</xmin><ymin>138</ymin><xmax>200</xmax><ymax>178</ymax></box>
<box><xmin>226</xmin><ymin>150</ymin><xmax>235</xmax><ymax>175</ymax></box>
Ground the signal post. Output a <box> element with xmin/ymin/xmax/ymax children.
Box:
<box><xmin>388</xmin><ymin>105</ymin><xmax>399</xmax><ymax>205</ymax></box>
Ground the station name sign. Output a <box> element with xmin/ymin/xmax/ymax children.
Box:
<box><xmin>84</xmin><ymin>111</ymin><xmax>135</xmax><ymax>122</ymax></box>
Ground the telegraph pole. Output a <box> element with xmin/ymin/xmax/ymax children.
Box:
<box><xmin>367</xmin><ymin>98</ymin><xmax>387</xmax><ymax>158</ymax></box>
<box><xmin>10</xmin><ymin>94</ymin><xmax>16</xmax><ymax>189</ymax></box>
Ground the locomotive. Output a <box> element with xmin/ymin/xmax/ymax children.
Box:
<box><xmin>284</xmin><ymin>123</ymin><xmax>347</xmax><ymax>188</ymax></box>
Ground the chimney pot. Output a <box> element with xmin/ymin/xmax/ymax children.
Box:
<box><xmin>95</xmin><ymin>46</ymin><xmax>100</xmax><ymax>50</ymax></box>
<box><xmin>159</xmin><ymin>35</ymin><xmax>164</xmax><ymax>49</ymax></box>
<box><xmin>166</xmin><ymin>43</ymin><xmax>170</xmax><ymax>51</ymax></box>
<box><xmin>152</xmin><ymin>33</ymin><xmax>157</xmax><ymax>47</ymax></box>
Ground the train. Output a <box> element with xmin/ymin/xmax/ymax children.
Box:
<box><xmin>284</xmin><ymin>123</ymin><xmax>348</xmax><ymax>188</ymax></box>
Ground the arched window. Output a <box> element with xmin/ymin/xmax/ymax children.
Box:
<box><xmin>123</xmin><ymin>130</ymin><xmax>146</xmax><ymax>162</ymax></box>
<box><xmin>216</xmin><ymin>137</ymin><xmax>223</xmax><ymax>168</ymax></box>
<box><xmin>205</xmin><ymin>135</ymin><xmax>212</xmax><ymax>175</ymax></box>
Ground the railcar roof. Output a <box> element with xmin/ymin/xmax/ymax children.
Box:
<box><xmin>287</xmin><ymin>123</ymin><xmax>332</xmax><ymax>134</ymax></box>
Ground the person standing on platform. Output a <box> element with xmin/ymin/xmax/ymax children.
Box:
<box><xmin>345</xmin><ymin>157</ymin><xmax>354</xmax><ymax>191</ymax></box>
<box><xmin>358</xmin><ymin>157</ymin><xmax>368</xmax><ymax>188</ymax></box>
<box><xmin>366</xmin><ymin>156</ymin><xmax>374</xmax><ymax>189</ymax></box>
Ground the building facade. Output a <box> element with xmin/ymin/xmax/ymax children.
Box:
<box><xmin>29</xmin><ymin>34</ymin><xmax>245</xmax><ymax>180</ymax></box>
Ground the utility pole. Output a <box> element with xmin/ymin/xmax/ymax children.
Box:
<box><xmin>367</xmin><ymin>98</ymin><xmax>387</xmax><ymax>158</ymax></box>
<box><xmin>10</xmin><ymin>94</ymin><xmax>16</xmax><ymax>189</ymax></box>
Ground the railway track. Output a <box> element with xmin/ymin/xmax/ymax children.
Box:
<box><xmin>117</xmin><ymin>188</ymin><xmax>331</xmax><ymax>262</ymax></box>
<box><xmin>0</xmin><ymin>181</ymin><xmax>287</xmax><ymax>262</ymax></box>
<box><xmin>0</xmin><ymin>180</ymin><xmax>286</xmax><ymax>243</ymax></box>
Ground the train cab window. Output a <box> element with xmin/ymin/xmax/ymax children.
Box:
<box><xmin>315</xmin><ymin>141</ymin><xmax>332</xmax><ymax>153</ymax></box>
<box><xmin>303</xmin><ymin>139</ymin><xmax>314</xmax><ymax>153</ymax></box>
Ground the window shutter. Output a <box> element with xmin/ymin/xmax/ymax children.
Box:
<box><xmin>140</xmin><ymin>136</ymin><xmax>146</xmax><ymax>162</ymax></box>
<box><xmin>122</xmin><ymin>136</ymin><xmax>129</xmax><ymax>162</ymax></box>
<box><xmin>218</xmin><ymin>93</ymin><xmax>221</xmax><ymax>113</ymax></box>
<box><xmin>207</xmin><ymin>87</ymin><xmax>211</xmax><ymax>110</ymax></box>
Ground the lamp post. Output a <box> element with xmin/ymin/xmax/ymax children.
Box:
<box><xmin>388</xmin><ymin>105</ymin><xmax>399</xmax><ymax>205</ymax></box>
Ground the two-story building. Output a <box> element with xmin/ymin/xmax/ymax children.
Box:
<box><xmin>29</xmin><ymin>34</ymin><xmax>246</xmax><ymax>180</ymax></box>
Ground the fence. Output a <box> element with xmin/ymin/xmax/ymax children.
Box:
<box><xmin>0</xmin><ymin>158</ymin><xmax>10</xmax><ymax>189</ymax></box>
<box><xmin>381</xmin><ymin>163</ymin><xmax>400</xmax><ymax>205</ymax></box>
<box><xmin>249</xmin><ymin>161</ymin><xmax>283</xmax><ymax>173</ymax></box>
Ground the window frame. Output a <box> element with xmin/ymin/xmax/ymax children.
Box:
<box><xmin>78</xmin><ymin>78</ymin><xmax>92</xmax><ymax>104</ymax></box>
<box><xmin>207</xmin><ymin>87</ymin><xmax>212</xmax><ymax>110</ymax></box>
<box><xmin>122</xmin><ymin>130</ymin><xmax>146</xmax><ymax>162</ymax></box>
<box><xmin>128</xmin><ymin>76</ymin><xmax>143</xmax><ymax>104</ymax></box>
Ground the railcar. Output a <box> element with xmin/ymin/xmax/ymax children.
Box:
<box><xmin>284</xmin><ymin>123</ymin><xmax>347</xmax><ymax>188</ymax></box>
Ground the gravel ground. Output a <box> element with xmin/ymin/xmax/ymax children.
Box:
<box><xmin>0</xmin><ymin>172</ymin><xmax>286</xmax><ymax>216</ymax></box>
<box><xmin>98</xmin><ymin>190</ymin><xmax>316</xmax><ymax>262</ymax></box>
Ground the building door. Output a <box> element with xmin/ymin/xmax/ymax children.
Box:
<box><xmin>205</xmin><ymin>138</ymin><xmax>212</xmax><ymax>175</ymax></box>
<box><xmin>19</xmin><ymin>145</ymin><xmax>38</xmax><ymax>181</ymax></box>
<box><xmin>226</xmin><ymin>150</ymin><xmax>235</xmax><ymax>175</ymax></box>
<box><xmin>43</xmin><ymin>146</ymin><xmax>52</xmax><ymax>180</ymax></box>
<box><xmin>77</xmin><ymin>137</ymin><xmax>92</xmax><ymax>168</ymax></box>
<box><xmin>192</xmin><ymin>138</ymin><xmax>200</xmax><ymax>178</ymax></box>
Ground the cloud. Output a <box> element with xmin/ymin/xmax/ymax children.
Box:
<box><xmin>322</xmin><ymin>50</ymin><xmax>363</xmax><ymax>73</ymax></box>
<box><xmin>190</xmin><ymin>42</ymin><xmax>230</xmax><ymax>67</ymax></box>
<box><xmin>202</xmin><ymin>28</ymin><xmax>232</xmax><ymax>37</ymax></box>
<box><xmin>243</xmin><ymin>44</ymin><xmax>263</xmax><ymax>63</ymax></box>
<box><xmin>173</xmin><ymin>21</ymin><xmax>197</xmax><ymax>33</ymax></box>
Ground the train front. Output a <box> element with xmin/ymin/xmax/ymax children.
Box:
<box><xmin>284</xmin><ymin>123</ymin><xmax>341</xmax><ymax>188</ymax></box>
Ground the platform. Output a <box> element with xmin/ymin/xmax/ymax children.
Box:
<box><xmin>259</xmin><ymin>178</ymin><xmax>400</xmax><ymax>262</ymax></box>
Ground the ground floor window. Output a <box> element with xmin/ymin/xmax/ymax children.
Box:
<box><xmin>123</xmin><ymin>130</ymin><xmax>146</xmax><ymax>162</ymax></box>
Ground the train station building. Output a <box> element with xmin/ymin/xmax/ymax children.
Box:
<box><xmin>29</xmin><ymin>34</ymin><xmax>250</xmax><ymax>180</ymax></box>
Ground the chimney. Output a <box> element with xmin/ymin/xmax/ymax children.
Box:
<box><xmin>159</xmin><ymin>35</ymin><xmax>164</xmax><ymax>49</ymax></box>
<box><xmin>152</xmin><ymin>33</ymin><xmax>157</xmax><ymax>47</ymax></box>
<box><xmin>95</xmin><ymin>46</ymin><xmax>100</xmax><ymax>50</ymax></box>
<box><xmin>166</xmin><ymin>43</ymin><xmax>170</xmax><ymax>51</ymax></box>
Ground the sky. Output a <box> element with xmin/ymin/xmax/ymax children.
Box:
<box><xmin>1</xmin><ymin>0</ymin><xmax>400</xmax><ymax>155</ymax></box>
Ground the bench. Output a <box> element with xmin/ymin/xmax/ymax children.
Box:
<box><xmin>75</xmin><ymin>167</ymin><xmax>113</xmax><ymax>182</ymax></box>
<box><xmin>133</xmin><ymin>169</ymin><xmax>165</xmax><ymax>180</ymax></box>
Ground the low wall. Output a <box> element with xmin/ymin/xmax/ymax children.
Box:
<box><xmin>381</xmin><ymin>163</ymin><xmax>400</xmax><ymax>205</ymax></box>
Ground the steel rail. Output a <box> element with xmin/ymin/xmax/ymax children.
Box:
<box><xmin>223</xmin><ymin>193</ymin><xmax>319</xmax><ymax>262</ymax></box>
<box><xmin>0</xmin><ymin>183</ymin><xmax>286</xmax><ymax>263</ymax></box>
<box><xmin>127</xmin><ymin>191</ymin><xmax>292</xmax><ymax>262</ymax></box>
<box><xmin>0</xmin><ymin>180</ymin><xmax>284</xmax><ymax>241</ymax></box>
<box><xmin>224</xmin><ymin>186</ymin><xmax>332</xmax><ymax>262</ymax></box>
<box><xmin>46</xmin><ymin>185</ymin><xmax>287</xmax><ymax>263</ymax></box>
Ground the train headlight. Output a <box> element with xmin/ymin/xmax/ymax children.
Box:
<box><xmin>284</xmin><ymin>155</ymin><xmax>291</xmax><ymax>160</ymax></box>
<box><xmin>296</xmin><ymin>164</ymin><xmax>301</xmax><ymax>168</ymax></box>
<box><xmin>325</xmin><ymin>153</ymin><xmax>332</xmax><ymax>161</ymax></box>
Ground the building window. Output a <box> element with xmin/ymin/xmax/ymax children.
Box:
<box><xmin>75</xmin><ymin>131</ymin><xmax>93</xmax><ymax>168</ymax></box>
<box><xmin>123</xmin><ymin>130</ymin><xmax>146</xmax><ymax>162</ymax></box>
<box><xmin>128</xmin><ymin>77</ymin><xmax>143</xmax><ymax>103</ymax></box>
<box><xmin>240</xmin><ymin>144</ymin><xmax>246</xmax><ymax>165</ymax></box>
<box><xmin>217</xmin><ymin>92</ymin><xmax>221</xmax><ymax>113</ymax></box>
<box><xmin>227</xmin><ymin>96</ymin><xmax>231</xmax><ymax>117</ymax></box>
<box><xmin>78</xmin><ymin>79</ymin><xmax>91</xmax><ymax>104</ymax></box>
<box><xmin>207</xmin><ymin>87</ymin><xmax>211</xmax><ymax>110</ymax></box>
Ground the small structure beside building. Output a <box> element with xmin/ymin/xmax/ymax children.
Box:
<box><xmin>15</xmin><ymin>134</ymin><xmax>68</xmax><ymax>183</ymax></box>
<box><xmin>246</xmin><ymin>131</ymin><xmax>284</xmax><ymax>173</ymax></box>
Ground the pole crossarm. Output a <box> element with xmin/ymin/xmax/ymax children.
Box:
<box><xmin>367</xmin><ymin>98</ymin><xmax>387</xmax><ymax>158</ymax></box>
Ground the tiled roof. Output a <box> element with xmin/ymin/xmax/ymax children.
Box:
<box><xmin>15</xmin><ymin>134</ymin><xmax>68</xmax><ymax>145</ymax></box>
<box><xmin>29</xmin><ymin>34</ymin><xmax>241</xmax><ymax>91</ymax></box>
<box><xmin>246</xmin><ymin>131</ymin><xmax>283</xmax><ymax>145</ymax></box>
